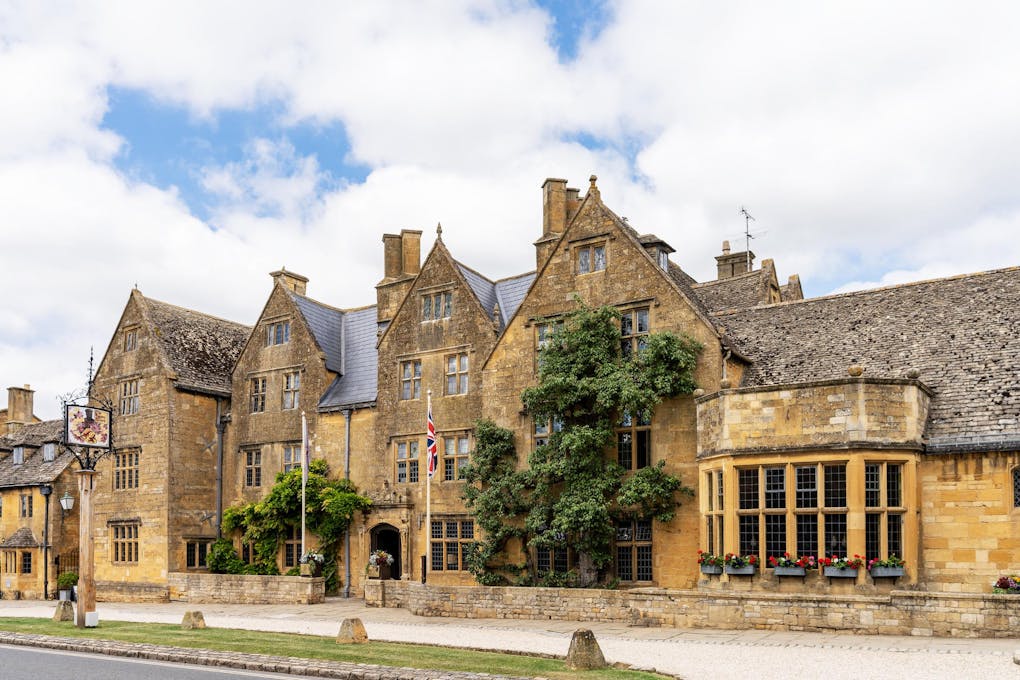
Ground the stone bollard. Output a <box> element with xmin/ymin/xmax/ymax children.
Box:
<box><xmin>181</xmin><ymin>611</ymin><xmax>207</xmax><ymax>630</ymax></box>
<box><xmin>53</xmin><ymin>601</ymin><xmax>74</xmax><ymax>622</ymax></box>
<box><xmin>1014</xmin><ymin>649</ymin><xmax>1020</xmax><ymax>665</ymax></box>
<box><xmin>336</xmin><ymin>617</ymin><xmax>368</xmax><ymax>644</ymax></box>
<box><xmin>565</xmin><ymin>628</ymin><xmax>606</xmax><ymax>670</ymax></box>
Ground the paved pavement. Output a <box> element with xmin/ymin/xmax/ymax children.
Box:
<box><xmin>1</xmin><ymin>598</ymin><xmax>1017</xmax><ymax>679</ymax></box>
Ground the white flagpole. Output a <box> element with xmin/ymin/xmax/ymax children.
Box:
<box><xmin>301</xmin><ymin>411</ymin><xmax>308</xmax><ymax>560</ymax></box>
<box><xmin>426</xmin><ymin>390</ymin><xmax>432</xmax><ymax>580</ymax></box>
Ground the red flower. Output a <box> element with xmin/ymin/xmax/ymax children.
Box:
<box><xmin>749</xmin><ymin>555</ymin><xmax>757</xmax><ymax>564</ymax></box>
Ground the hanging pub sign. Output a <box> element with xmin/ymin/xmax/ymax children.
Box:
<box><xmin>64</xmin><ymin>405</ymin><xmax>112</xmax><ymax>449</ymax></box>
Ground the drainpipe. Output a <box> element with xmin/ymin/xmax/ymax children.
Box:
<box><xmin>215</xmin><ymin>399</ymin><xmax>228</xmax><ymax>538</ymax></box>
<box><xmin>342</xmin><ymin>408</ymin><xmax>352</xmax><ymax>598</ymax></box>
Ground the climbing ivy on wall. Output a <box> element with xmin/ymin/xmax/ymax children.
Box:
<box><xmin>463</xmin><ymin>300</ymin><xmax>701</xmax><ymax>586</ymax></box>
<box><xmin>216</xmin><ymin>459</ymin><xmax>372</xmax><ymax>593</ymax></box>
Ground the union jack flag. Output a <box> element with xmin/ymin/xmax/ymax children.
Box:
<box><xmin>426</xmin><ymin>402</ymin><xmax>438</xmax><ymax>479</ymax></box>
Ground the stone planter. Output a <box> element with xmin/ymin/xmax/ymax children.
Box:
<box><xmin>700</xmin><ymin>565</ymin><xmax>723</xmax><ymax>575</ymax></box>
<box><xmin>724</xmin><ymin>565</ymin><xmax>756</xmax><ymax>576</ymax></box>
<box><xmin>824</xmin><ymin>567</ymin><xmax>859</xmax><ymax>578</ymax></box>
<box><xmin>870</xmin><ymin>566</ymin><xmax>905</xmax><ymax>578</ymax></box>
<box><xmin>773</xmin><ymin>566</ymin><xmax>807</xmax><ymax>577</ymax></box>
<box><xmin>366</xmin><ymin>564</ymin><xmax>380</xmax><ymax>579</ymax></box>
<box><xmin>58</xmin><ymin>589</ymin><xmax>72</xmax><ymax>601</ymax></box>
<box><xmin>300</xmin><ymin>562</ymin><xmax>321</xmax><ymax>578</ymax></box>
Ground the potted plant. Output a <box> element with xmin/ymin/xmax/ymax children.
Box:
<box><xmin>57</xmin><ymin>571</ymin><xmax>78</xmax><ymax>601</ymax></box>
<box><xmin>299</xmin><ymin>551</ymin><xmax>325</xmax><ymax>577</ymax></box>
<box><xmin>723</xmin><ymin>553</ymin><xmax>758</xmax><ymax>575</ymax></box>
<box><xmin>697</xmin><ymin>550</ymin><xmax>724</xmax><ymax>575</ymax></box>
<box><xmin>367</xmin><ymin>549</ymin><xmax>394</xmax><ymax>579</ymax></box>
<box><xmin>868</xmin><ymin>555</ymin><xmax>905</xmax><ymax>579</ymax></box>
<box><xmin>821</xmin><ymin>554</ymin><xmax>863</xmax><ymax>578</ymax></box>
<box><xmin>993</xmin><ymin>576</ymin><xmax>1020</xmax><ymax>594</ymax></box>
<box><xmin>769</xmin><ymin>552</ymin><xmax>817</xmax><ymax>577</ymax></box>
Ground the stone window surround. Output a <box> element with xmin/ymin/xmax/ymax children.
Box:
<box><xmin>19</xmin><ymin>492</ymin><xmax>33</xmax><ymax>518</ymax></box>
<box><xmin>283</xmin><ymin>442</ymin><xmax>301</xmax><ymax>474</ymax></box>
<box><xmin>243</xmin><ymin>447</ymin><xmax>262</xmax><ymax>487</ymax></box>
<box><xmin>113</xmin><ymin>447</ymin><xmax>140</xmax><ymax>491</ymax></box>
<box><xmin>185</xmin><ymin>538</ymin><xmax>214</xmax><ymax>570</ymax></box>
<box><xmin>444</xmin><ymin>352</ymin><xmax>469</xmax><ymax>396</ymax></box>
<box><xmin>119</xmin><ymin>377</ymin><xmax>140</xmax><ymax>416</ymax></box>
<box><xmin>400</xmin><ymin>359</ymin><xmax>422</xmax><ymax>400</ymax></box>
<box><xmin>616</xmin><ymin>519</ymin><xmax>653</xmax><ymax>583</ymax></box>
<box><xmin>111</xmin><ymin>521</ymin><xmax>140</xmax><ymax>564</ymax></box>
<box><xmin>249</xmin><ymin>376</ymin><xmax>267</xmax><ymax>413</ymax></box>
<box><xmin>123</xmin><ymin>325</ymin><xmax>139</xmax><ymax>352</ymax></box>
<box><xmin>441</xmin><ymin>432</ymin><xmax>471</xmax><ymax>482</ymax></box>
<box><xmin>282</xmin><ymin>370</ymin><xmax>301</xmax><ymax>410</ymax></box>
<box><xmin>616</xmin><ymin>411</ymin><xmax>652</xmax><ymax>470</ymax></box>
<box><xmin>430</xmin><ymin>516</ymin><xmax>474</xmax><ymax>572</ymax></box>
<box><xmin>421</xmin><ymin>288</ymin><xmax>453</xmax><ymax>322</ymax></box>
<box><xmin>12</xmin><ymin>446</ymin><xmax>24</xmax><ymax>465</ymax></box>
<box><xmin>395</xmin><ymin>438</ymin><xmax>420</xmax><ymax>484</ymax></box>
<box><xmin>264</xmin><ymin>318</ymin><xmax>291</xmax><ymax>346</ymax></box>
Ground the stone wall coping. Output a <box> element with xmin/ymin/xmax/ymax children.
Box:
<box><xmin>694</xmin><ymin>376</ymin><xmax>933</xmax><ymax>404</ymax></box>
<box><xmin>697</xmin><ymin>441</ymin><xmax>925</xmax><ymax>460</ymax></box>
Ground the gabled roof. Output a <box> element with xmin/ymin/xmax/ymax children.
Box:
<box><xmin>455</xmin><ymin>262</ymin><xmax>536</xmax><ymax>329</ymax></box>
<box><xmin>143</xmin><ymin>296</ymin><xmax>251</xmax><ymax>396</ymax></box>
<box><xmin>0</xmin><ymin>420</ymin><xmax>74</xmax><ymax>488</ymax></box>
<box><xmin>288</xmin><ymin>290</ymin><xmax>345</xmax><ymax>374</ymax></box>
<box><xmin>716</xmin><ymin>266</ymin><xmax>1020</xmax><ymax>452</ymax></box>
<box><xmin>692</xmin><ymin>269</ymin><xmax>772</xmax><ymax>314</ymax></box>
<box><xmin>1</xmin><ymin>527</ymin><xmax>39</xmax><ymax>548</ymax></box>
<box><xmin>318</xmin><ymin>305</ymin><xmax>379</xmax><ymax>411</ymax></box>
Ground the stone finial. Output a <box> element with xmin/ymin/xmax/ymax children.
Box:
<box><xmin>693</xmin><ymin>388</ymin><xmax>706</xmax><ymax>397</ymax></box>
<box><xmin>588</xmin><ymin>174</ymin><xmax>600</xmax><ymax>199</ymax></box>
<box><xmin>848</xmin><ymin>364</ymin><xmax>865</xmax><ymax>377</ymax></box>
<box><xmin>566</xmin><ymin>628</ymin><xmax>606</xmax><ymax>670</ymax></box>
<box><xmin>436</xmin><ymin>222</ymin><xmax>443</xmax><ymax>238</ymax></box>
<box><xmin>53</xmin><ymin>601</ymin><xmax>74</xmax><ymax>622</ymax></box>
<box><xmin>181</xmin><ymin>610</ymin><xmax>207</xmax><ymax>630</ymax></box>
<box><xmin>906</xmin><ymin>368</ymin><xmax>921</xmax><ymax>379</ymax></box>
<box><xmin>719</xmin><ymin>378</ymin><xmax>732</xmax><ymax>389</ymax></box>
<box><xmin>336</xmin><ymin>617</ymin><xmax>368</xmax><ymax>644</ymax></box>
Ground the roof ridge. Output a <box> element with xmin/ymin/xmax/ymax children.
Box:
<box><xmin>692</xmin><ymin>270</ymin><xmax>764</xmax><ymax>288</ymax></box>
<box><xmin>454</xmin><ymin>259</ymin><xmax>496</xmax><ymax>286</ymax></box>
<box><xmin>714</xmin><ymin>264</ymin><xmax>1020</xmax><ymax>317</ymax></box>
<box><xmin>494</xmin><ymin>270</ymin><xmax>536</xmax><ymax>284</ymax></box>
<box><xmin>286</xmin><ymin>289</ymin><xmax>348</xmax><ymax>315</ymax></box>
<box><xmin>340</xmin><ymin>303</ymin><xmax>377</xmax><ymax>314</ymax></box>
<box><xmin>144</xmin><ymin>295</ymin><xmax>252</xmax><ymax>330</ymax></box>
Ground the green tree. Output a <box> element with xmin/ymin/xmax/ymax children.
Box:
<box><xmin>220</xmin><ymin>459</ymin><xmax>372</xmax><ymax>592</ymax></box>
<box><xmin>466</xmin><ymin>300</ymin><xmax>701</xmax><ymax>586</ymax></box>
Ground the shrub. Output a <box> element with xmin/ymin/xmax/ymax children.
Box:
<box><xmin>57</xmin><ymin>571</ymin><xmax>78</xmax><ymax>590</ymax></box>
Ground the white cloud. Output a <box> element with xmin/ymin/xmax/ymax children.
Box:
<box><xmin>4</xmin><ymin>2</ymin><xmax>1020</xmax><ymax>418</ymax></box>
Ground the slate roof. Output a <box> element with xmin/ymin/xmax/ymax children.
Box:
<box><xmin>144</xmin><ymin>297</ymin><xmax>251</xmax><ymax>397</ymax></box>
<box><xmin>715</xmin><ymin>267</ymin><xmax>1020</xmax><ymax>452</ymax></box>
<box><xmin>692</xmin><ymin>270</ymin><xmax>771</xmax><ymax>313</ymax></box>
<box><xmin>318</xmin><ymin>306</ymin><xmax>379</xmax><ymax>410</ymax></box>
<box><xmin>455</xmin><ymin>263</ymin><xmax>536</xmax><ymax>329</ymax></box>
<box><xmin>1</xmin><ymin>527</ymin><xmax>39</xmax><ymax>548</ymax></box>
<box><xmin>288</xmin><ymin>291</ymin><xmax>345</xmax><ymax>374</ymax></box>
<box><xmin>0</xmin><ymin>420</ymin><xmax>74</xmax><ymax>488</ymax></box>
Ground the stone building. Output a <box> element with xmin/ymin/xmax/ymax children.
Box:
<box><xmin>79</xmin><ymin>174</ymin><xmax>1020</xmax><ymax>600</ymax></box>
<box><xmin>89</xmin><ymin>290</ymin><xmax>250</xmax><ymax>600</ymax></box>
<box><xmin>0</xmin><ymin>386</ymin><xmax>79</xmax><ymax>599</ymax></box>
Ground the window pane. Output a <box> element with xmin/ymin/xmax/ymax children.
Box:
<box><xmin>738</xmin><ymin>515</ymin><xmax>759</xmax><ymax>555</ymax></box>
<box><xmin>706</xmin><ymin>472</ymin><xmax>714</xmax><ymax>512</ymax></box>
<box><xmin>431</xmin><ymin>542</ymin><xmax>443</xmax><ymax>571</ymax></box>
<box><xmin>824</xmin><ymin>464</ymin><xmax>847</xmax><ymax>507</ymax></box>
<box><xmin>423</xmin><ymin>296</ymin><xmax>432</xmax><ymax>319</ymax></box>
<box><xmin>617</xmin><ymin>546</ymin><xmax>633</xmax><ymax>581</ymax></box>
<box><xmin>443</xmin><ymin>292</ymin><xmax>452</xmax><ymax>317</ymax></box>
<box><xmin>795</xmin><ymin>466</ymin><xmax>817</xmax><ymax>508</ymax></box>
<box><xmin>865</xmin><ymin>512</ymin><xmax>881</xmax><ymax>562</ymax></box>
<box><xmin>636</xmin><ymin>430</ymin><xmax>650</xmax><ymax>468</ymax></box>
<box><xmin>888</xmin><ymin>514</ymin><xmax>903</xmax><ymax>557</ymax></box>
<box><xmin>617</xmin><ymin>432</ymin><xmax>632</xmax><ymax>469</ymax></box>
<box><xmin>765</xmin><ymin>467</ymin><xmax>785</xmax><ymax>509</ymax></box>
<box><xmin>823</xmin><ymin>513</ymin><xmax>847</xmax><ymax>556</ymax></box>
<box><xmin>738</xmin><ymin>469</ymin><xmax>759</xmax><ymax>509</ymax></box>
<box><xmin>796</xmin><ymin>514</ymin><xmax>818</xmax><ymax>557</ymax></box>
<box><xmin>636</xmin><ymin>545</ymin><xmax>652</xmax><ymax>581</ymax></box>
<box><xmin>887</xmin><ymin>464</ymin><xmax>902</xmax><ymax>507</ymax></box>
<box><xmin>593</xmin><ymin>246</ymin><xmax>606</xmax><ymax>270</ymax></box>
<box><xmin>578</xmin><ymin>248</ymin><xmax>590</xmax><ymax>273</ymax></box>
<box><xmin>621</xmin><ymin>313</ymin><xmax>633</xmax><ymax>337</ymax></box>
<box><xmin>865</xmin><ymin>463</ymin><xmax>881</xmax><ymax>507</ymax></box>
<box><xmin>636</xmin><ymin>308</ymin><xmax>649</xmax><ymax>332</ymax></box>
<box><xmin>765</xmin><ymin>514</ymin><xmax>786</xmax><ymax>560</ymax></box>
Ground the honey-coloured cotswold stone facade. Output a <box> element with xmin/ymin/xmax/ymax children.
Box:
<box><xmin>78</xmin><ymin>175</ymin><xmax>1020</xmax><ymax>602</ymax></box>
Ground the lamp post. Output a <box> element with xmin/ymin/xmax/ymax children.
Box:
<box><xmin>39</xmin><ymin>484</ymin><xmax>52</xmax><ymax>600</ymax></box>
<box><xmin>60</xmin><ymin>492</ymin><xmax>75</xmax><ymax>513</ymax></box>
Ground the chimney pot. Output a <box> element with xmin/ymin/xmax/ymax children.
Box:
<box><xmin>722</xmin><ymin>240</ymin><xmax>730</xmax><ymax>255</ymax></box>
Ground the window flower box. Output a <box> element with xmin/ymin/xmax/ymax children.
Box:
<box><xmin>774</xmin><ymin>566</ymin><xmax>807</xmax><ymax>577</ymax></box>
<box><xmin>823</xmin><ymin>567</ymin><xmax>859</xmax><ymax>578</ymax></box>
<box><xmin>724</xmin><ymin>565</ymin><xmax>756</xmax><ymax>576</ymax></box>
<box><xmin>700</xmin><ymin>565</ymin><xmax>723</xmax><ymax>575</ymax></box>
<box><xmin>870</xmin><ymin>566</ymin><xmax>904</xmax><ymax>578</ymax></box>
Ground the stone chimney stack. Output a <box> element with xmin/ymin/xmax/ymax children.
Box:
<box><xmin>6</xmin><ymin>385</ymin><xmax>34</xmax><ymax>435</ymax></box>
<box><xmin>377</xmin><ymin>229</ymin><xmax>423</xmax><ymax>323</ymax></box>
<box><xmin>715</xmin><ymin>240</ymin><xmax>755</xmax><ymax>280</ymax></box>
<box><xmin>270</xmin><ymin>269</ymin><xmax>309</xmax><ymax>296</ymax></box>
<box><xmin>535</xmin><ymin>178</ymin><xmax>579</xmax><ymax>269</ymax></box>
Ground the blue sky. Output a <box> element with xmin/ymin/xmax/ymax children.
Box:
<box><xmin>3</xmin><ymin>1</ymin><xmax>1020</xmax><ymax>418</ymax></box>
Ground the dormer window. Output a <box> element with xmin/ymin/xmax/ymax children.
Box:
<box><xmin>423</xmin><ymin>292</ymin><xmax>452</xmax><ymax>321</ymax></box>
<box><xmin>658</xmin><ymin>249</ymin><xmax>669</xmax><ymax>270</ymax></box>
<box><xmin>12</xmin><ymin>446</ymin><xmax>24</xmax><ymax>465</ymax></box>
<box><xmin>266</xmin><ymin>321</ymin><xmax>290</xmax><ymax>346</ymax></box>
<box><xmin>577</xmin><ymin>243</ymin><xmax>606</xmax><ymax>274</ymax></box>
<box><xmin>42</xmin><ymin>443</ymin><xmax>55</xmax><ymax>462</ymax></box>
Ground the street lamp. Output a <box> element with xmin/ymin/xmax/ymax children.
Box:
<box><xmin>39</xmin><ymin>485</ymin><xmax>52</xmax><ymax>600</ymax></box>
<box><xmin>60</xmin><ymin>492</ymin><xmax>74</xmax><ymax>513</ymax></box>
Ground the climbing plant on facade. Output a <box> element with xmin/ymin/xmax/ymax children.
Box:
<box><xmin>464</xmin><ymin>300</ymin><xmax>701</xmax><ymax>586</ymax></box>
<box><xmin>217</xmin><ymin>459</ymin><xmax>372</xmax><ymax>593</ymax></box>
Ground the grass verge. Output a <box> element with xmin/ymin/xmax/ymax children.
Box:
<box><xmin>0</xmin><ymin>617</ymin><xmax>663</xmax><ymax>679</ymax></box>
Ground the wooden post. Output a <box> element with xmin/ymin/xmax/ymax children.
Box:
<box><xmin>76</xmin><ymin>469</ymin><xmax>97</xmax><ymax>628</ymax></box>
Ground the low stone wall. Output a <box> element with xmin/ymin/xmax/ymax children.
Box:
<box><xmin>97</xmin><ymin>581</ymin><xmax>169</xmax><ymax>603</ymax></box>
<box><xmin>168</xmin><ymin>572</ymin><xmax>325</xmax><ymax>604</ymax></box>
<box><xmin>366</xmin><ymin>581</ymin><xmax>1020</xmax><ymax>638</ymax></box>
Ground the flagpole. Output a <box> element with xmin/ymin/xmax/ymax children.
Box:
<box><xmin>301</xmin><ymin>411</ymin><xmax>308</xmax><ymax>560</ymax></box>
<box><xmin>426</xmin><ymin>390</ymin><xmax>433</xmax><ymax>583</ymax></box>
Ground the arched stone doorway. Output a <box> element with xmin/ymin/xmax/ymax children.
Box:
<box><xmin>370</xmin><ymin>523</ymin><xmax>401</xmax><ymax>579</ymax></box>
